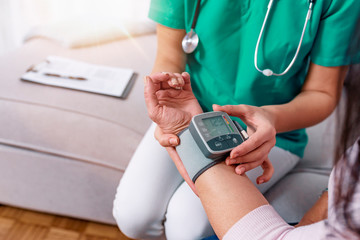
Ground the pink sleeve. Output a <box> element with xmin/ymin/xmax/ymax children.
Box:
<box><xmin>223</xmin><ymin>205</ymin><xmax>327</xmax><ymax>240</ymax></box>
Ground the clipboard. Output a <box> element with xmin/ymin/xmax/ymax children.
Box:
<box><xmin>21</xmin><ymin>56</ymin><xmax>136</xmax><ymax>98</ymax></box>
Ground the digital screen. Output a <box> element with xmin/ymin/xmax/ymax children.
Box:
<box><xmin>202</xmin><ymin>116</ymin><xmax>231</xmax><ymax>137</ymax></box>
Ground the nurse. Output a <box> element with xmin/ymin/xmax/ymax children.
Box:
<box><xmin>113</xmin><ymin>0</ymin><xmax>360</xmax><ymax>239</ymax></box>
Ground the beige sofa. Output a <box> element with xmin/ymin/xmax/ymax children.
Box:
<box><xmin>0</xmin><ymin>35</ymin><xmax>155</xmax><ymax>224</ymax></box>
<box><xmin>0</xmin><ymin>34</ymin><xmax>336</xmax><ymax>226</ymax></box>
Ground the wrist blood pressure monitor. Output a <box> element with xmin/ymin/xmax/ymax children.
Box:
<box><xmin>176</xmin><ymin>111</ymin><xmax>249</xmax><ymax>183</ymax></box>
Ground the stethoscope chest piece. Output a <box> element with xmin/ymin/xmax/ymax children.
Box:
<box><xmin>182</xmin><ymin>29</ymin><xmax>199</xmax><ymax>54</ymax></box>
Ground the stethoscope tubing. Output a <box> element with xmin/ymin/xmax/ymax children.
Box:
<box><xmin>182</xmin><ymin>0</ymin><xmax>315</xmax><ymax>77</ymax></box>
<box><xmin>254</xmin><ymin>0</ymin><xmax>314</xmax><ymax>76</ymax></box>
<box><xmin>192</xmin><ymin>0</ymin><xmax>201</xmax><ymax>29</ymax></box>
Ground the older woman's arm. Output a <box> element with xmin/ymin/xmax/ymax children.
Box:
<box><xmin>195</xmin><ymin>162</ymin><xmax>269</xmax><ymax>239</ymax></box>
<box><xmin>192</xmin><ymin>161</ymin><xmax>329</xmax><ymax>240</ymax></box>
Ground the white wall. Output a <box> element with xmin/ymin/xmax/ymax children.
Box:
<box><xmin>0</xmin><ymin>0</ymin><xmax>18</xmax><ymax>55</ymax></box>
<box><xmin>0</xmin><ymin>0</ymin><xmax>151</xmax><ymax>55</ymax></box>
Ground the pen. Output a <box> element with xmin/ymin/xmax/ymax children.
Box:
<box><xmin>44</xmin><ymin>73</ymin><xmax>87</xmax><ymax>81</ymax></box>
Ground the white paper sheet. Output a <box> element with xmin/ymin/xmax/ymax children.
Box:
<box><xmin>21</xmin><ymin>56</ymin><xmax>135</xmax><ymax>98</ymax></box>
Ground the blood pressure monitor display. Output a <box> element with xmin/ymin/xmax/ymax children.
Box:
<box><xmin>202</xmin><ymin>116</ymin><xmax>231</xmax><ymax>137</ymax></box>
<box><xmin>188</xmin><ymin>112</ymin><xmax>247</xmax><ymax>159</ymax></box>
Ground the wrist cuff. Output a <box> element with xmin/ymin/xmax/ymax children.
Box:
<box><xmin>176</xmin><ymin>128</ymin><xmax>224</xmax><ymax>182</ymax></box>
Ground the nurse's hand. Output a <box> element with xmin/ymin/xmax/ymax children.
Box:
<box><xmin>144</xmin><ymin>72</ymin><xmax>203</xmax><ymax>145</ymax></box>
<box><xmin>213</xmin><ymin>104</ymin><xmax>275</xmax><ymax>184</ymax></box>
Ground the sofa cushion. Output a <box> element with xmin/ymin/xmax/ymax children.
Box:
<box><xmin>0</xmin><ymin>36</ymin><xmax>156</xmax><ymax>171</ymax></box>
<box><xmin>0</xmin><ymin>143</ymin><xmax>122</xmax><ymax>224</ymax></box>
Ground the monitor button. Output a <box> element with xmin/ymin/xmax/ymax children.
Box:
<box><xmin>227</xmin><ymin>135</ymin><xmax>242</xmax><ymax>148</ymax></box>
<box><xmin>217</xmin><ymin>140</ymin><xmax>229</xmax><ymax>149</ymax></box>
<box><xmin>217</xmin><ymin>136</ymin><xmax>224</xmax><ymax>141</ymax></box>
<box><xmin>215</xmin><ymin>141</ymin><xmax>222</xmax><ymax>148</ymax></box>
<box><xmin>208</xmin><ymin>138</ymin><xmax>229</xmax><ymax>151</ymax></box>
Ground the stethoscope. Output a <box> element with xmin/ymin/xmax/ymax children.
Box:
<box><xmin>182</xmin><ymin>0</ymin><xmax>315</xmax><ymax>77</ymax></box>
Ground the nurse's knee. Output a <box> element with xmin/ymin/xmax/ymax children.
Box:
<box><xmin>164</xmin><ymin>185</ymin><xmax>214</xmax><ymax>240</ymax></box>
<box><xmin>165</xmin><ymin>204</ymin><xmax>213</xmax><ymax>240</ymax></box>
<box><xmin>113</xmin><ymin>193</ymin><xmax>159</xmax><ymax>239</ymax></box>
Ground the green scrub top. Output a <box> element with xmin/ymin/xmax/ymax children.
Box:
<box><xmin>149</xmin><ymin>0</ymin><xmax>360</xmax><ymax>157</ymax></box>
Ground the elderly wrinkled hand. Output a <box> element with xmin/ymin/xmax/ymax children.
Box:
<box><xmin>144</xmin><ymin>72</ymin><xmax>203</xmax><ymax>145</ymax></box>
<box><xmin>144</xmin><ymin>72</ymin><xmax>203</xmax><ymax>194</ymax></box>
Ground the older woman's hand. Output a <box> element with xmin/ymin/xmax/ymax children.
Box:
<box><xmin>144</xmin><ymin>72</ymin><xmax>203</xmax><ymax>194</ymax></box>
<box><xmin>144</xmin><ymin>72</ymin><xmax>203</xmax><ymax>145</ymax></box>
<box><xmin>213</xmin><ymin>104</ymin><xmax>275</xmax><ymax>184</ymax></box>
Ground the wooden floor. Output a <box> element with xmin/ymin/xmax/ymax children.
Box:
<box><xmin>0</xmin><ymin>205</ymin><xmax>132</xmax><ymax>240</ymax></box>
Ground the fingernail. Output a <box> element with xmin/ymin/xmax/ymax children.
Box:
<box><xmin>182</xmin><ymin>72</ymin><xmax>190</xmax><ymax>79</ymax></box>
<box><xmin>145</xmin><ymin>76</ymin><xmax>150</xmax><ymax>84</ymax></box>
<box><xmin>213</xmin><ymin>104</ymin><xmax>221</xmax><ymax>108</ymax></box>
<box><xmin>231</xmin><ymin>153</ymin><xmax>239</xmax><ymax>159</ymax></box>
<box><xmin>169</xmin><ymin>138</ymin><xmax>178</xmax><ymax>146</ymax></box>
<box><xmin>177</xmin><ymin>77</ymin><xmax>184</xmax><ymax>85</ymax></box>
<box><xmin>161</xmin><ymin>72</ymin><xmax>169</xmax><ymax>76</ymax></box>
<box><xmin>258</xmin><ymin>179</ymin><xmax>265</xmax><ymax>184</ymax></box>
<box><xmin>228</xmin><ymin>159</ymin><xmax>236</xmax><ymax>165</ymax></box>
<box><xmin>171</xmin><ymin>78</ymin><xmax>178</xmax><ymax>86</ymax></box>
<box><xmin>237</xmin><ymin>167</ymin><xmax>245</xmax><ymax>175</ymax></box>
